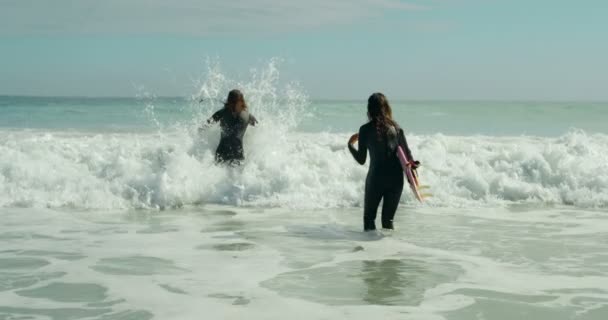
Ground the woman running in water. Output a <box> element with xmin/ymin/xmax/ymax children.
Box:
<box><xmin>348</xmin><ymin>93</ymin><xmax>418</xmax><ymax>231</ymax></box>
<box><xmin>205</xmin><ymin>89</ymin><xmax>258</xmax><ymax>164</ymax></box>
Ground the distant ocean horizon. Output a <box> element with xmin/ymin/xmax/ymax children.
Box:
<box><xmin>2</xmin><ymin>94</ymin><xmax>608</xmax><ymax>135</ymax></box>
<box><xmin>1</xmin><ymin>92</ymin><xmax>608</xmax><ymax>209</ymax></box>
<box><xmin>3</xmin><ymin>93</ymin><xmax>608</xmax><ymax>102</ymax></box>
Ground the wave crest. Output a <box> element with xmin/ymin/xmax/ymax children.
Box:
<box><xmin>1</xmin><ymin>129</ymin><xmax>608</xmax><ymax>209</ymax></box>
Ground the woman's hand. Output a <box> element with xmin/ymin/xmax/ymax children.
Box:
<box><xmin>348</xmin><ymin>133</ymin><xmax>359</xmax><ymax>145</ymax></box>
<box><xmin>199</xmin><ymin>120</ymin><xmax>213</xmax><ymax>133</ymax></box>
<box><xmin>411</xmin><ymin>160</ymin><xmax>421</xmax><ymax>169</ymax></box>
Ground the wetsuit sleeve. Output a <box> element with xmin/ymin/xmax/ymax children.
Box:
<box><xmin>207</xmin><ymin>109</ymin><xmax>223</xmax><ymax>124</ymax></box>
<box><xmin>248</xmin><ymin>114</ymin><xmax>258</xmax><ymax>126</ymax></box>
<box><xmin>348</xmin><ymin>126</ymin><xmax>367</xmax><ymax>165</ymax></box>
<box><xmin>398</xmin><ymin>129</ymin><xmax>414</xmax><ymax>162</ymax></box>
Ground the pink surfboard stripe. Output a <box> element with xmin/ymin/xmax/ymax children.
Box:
<box><xmin>397</xmin><ymin>145</ymin><xmax>423</xmax><ymax>202</ymax></box>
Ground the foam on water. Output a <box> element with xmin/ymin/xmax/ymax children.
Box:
<box><xmin>1</xmin><ymin>205</ymin><xmax>606</xmax><ymax>319</ymax></box>
<box><xmin>1</xmin><ymin>60</ymin><xmax>608</xmax><ymax>210</ymax></box>
<box><xmin>3</xmin><ymin>60</ymin><xmax>608</xmax><ymax>320</ymax></box>
<box><xmin>2</xmin><ymin>128</ymin><xmax>608</xmax><ymax>210</ymax></box>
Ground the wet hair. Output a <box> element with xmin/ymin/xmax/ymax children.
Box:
<box><xmin>224</xmin><ymin>89</ymin><xmax>247</xmax><ymax>113</ymax></box>
<box><xmin>367</xmin><ymin>92</ymin><xmax>396</xmax><ymax>141</ymax></box>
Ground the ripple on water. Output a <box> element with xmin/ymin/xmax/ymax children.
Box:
<box><xmin>0</xmin><ymin>258</ymin><xmax>49</xmax><ymax>270</ymax></box>
<box><xmin>136</xmin><ymin>225</ymin><xmax>180</xmax><ymax>234</ymax></box>
<box><xmin>0</xmin><ymin>232</ymin><xmax>71</xmax><ymax>241</ymax></box>
<box><xmin>208</xmin><ymin>293</ymin><xmax>251</xmax><ymax>306</ymax></box>
<box><xmin>197</xmin><ymin>243</ymin><xmax>255</xmax><ymax>251</ymax></box>
<box><xmin>90</xmin><ymin>256</ymin><xmax>186</xmax><ymax>276</ymax></box>
<box><xmin>159</xmin><ymin>284</ymin><xmax>187</xmax><ymax>295</ymax></box>
<box><xmin>206</xmin><ymin>210</ymin><xmax>238</xmax><ymax>217</ymax></box>
<box><xmin>87</xmin><ymin>299</ymin><xmax>127</xmax><ymax>308</ymax></box>
<box><xmin>450</xmin><ymin>288</ymin><xmax>559</xmax><ymax>303</ymax></box>
<box><xmin>0</xmin><ymin>306</ymin><xmax>111</xmax><ymax>320</ymax></box>
<box><xmin>14</xmin><ymin>250</ymin><xmax>86</xmax><ymax>261</ymax></box>
<box><xmin>0</xmin><ymin>307</ymin><xmax>153</xmax><ymax>320</ymax></box>
<box><xmin>201</xmin><ymin>219</ymin><xmax>245</xmax><ymax>232</ymax></box>
<box><xmin>445</xmin><ymin>297</ymin><xmax>574</xmax><ymax>320</ymax></box>
<box><xmin>16</xmin><ymin>282</ymin><xmax>108</xmax><ymax>303</ymax></box>
<box><xmin>0</xmin><ymin>272</ymin><xmax>66</xmax><ymax>292</ymax></box>
<box><xmin>261</xmin><ymin>258</ymin><xmax>462</xmax><ymax>306</ymax></box>
<box><xmin>93</xmin><ymin>310</ymin><xmax>154</xmax><ymax>320</ymax></box>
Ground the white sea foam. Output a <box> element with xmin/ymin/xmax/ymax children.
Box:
<box><xmin>1</xmin><ymin>60</ymin><xmax>607</xmax><ymax>210</ymax></box>
<box><xmin>1</xmin><ymin>128</ymin><xmax>607</xmax><ymax>210</ymax></box>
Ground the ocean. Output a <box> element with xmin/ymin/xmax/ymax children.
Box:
<box><xmin>1</xmin><ymin>65</ymin><xmax>607</xmax><ymax>319</ymax></box>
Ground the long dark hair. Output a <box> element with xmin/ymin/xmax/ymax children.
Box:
<box><xmin>224</xmin><ymin>89</ymin><xmax>247</xmax><ymax>113</ymax></box>
<box><xmin>367</xmin><ymin>92</ymin><xmax>396</xmax><ymax>140</ymax></box>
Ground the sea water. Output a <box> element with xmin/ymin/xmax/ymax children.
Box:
<box><xmin>1</xmin><ymin>61</ymin><xmax>607</xmax><ymax>319</ymax></box>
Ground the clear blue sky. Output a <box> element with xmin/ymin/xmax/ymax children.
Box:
<box><xmin>1</xmin><ymin>0</ymin><xmax>607</xmax><ymax>100</ymax></box>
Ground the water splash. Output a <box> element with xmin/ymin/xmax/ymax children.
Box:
<box><xmin>2</xmin><ymin>61</ymin><xmax>608</xmax><ymax>210</ymax></box>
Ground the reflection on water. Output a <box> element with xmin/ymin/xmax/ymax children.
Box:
<box><xmin>362</xmin><ymin>259</ymin><xmax>408</xmax><ymax>305</ymax></box>
<box><xmin>3</xmin><ymin>205</ymin><xmax>601</xmax><ymax>319</ymax></box>
<box><xmin>361</xmin><ymin>259</ymin><xmax>429</xmax><ymax>306</ymax></box>
<box><xmin>261</xmin><ymin>257</ymin><xmax>455</xmax><ymax>306</ymax></box>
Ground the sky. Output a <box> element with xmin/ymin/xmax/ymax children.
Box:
<box><xmin>0</xmin><ymin>0</ymin><xmax>607</xmax><ymax>100</ymax></box>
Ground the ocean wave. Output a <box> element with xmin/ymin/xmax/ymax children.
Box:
<box><xmin>2</xmin><ymin>60</ymin><xmax>607</xmax><ymax>210</ymax></box>
<box><xmin>1</xmin><ymin>129</ymin><xmax>607</xmax><ymax>210</ymax></box>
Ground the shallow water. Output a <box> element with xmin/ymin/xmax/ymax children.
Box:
<box><xmin>2</xmin><ymin>62</ymin><xmax>608</xmax><ymax>319</ymax></box>
<box><xmin>1</xmin><ymin>206</ymin><xmax>606</xmax><ymax>319</ymax></box>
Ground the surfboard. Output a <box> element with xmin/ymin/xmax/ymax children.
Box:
<box><xmin>396</xmin><ymin>145</ymin><xmax>424</xmax><ymax>202</ymax></box>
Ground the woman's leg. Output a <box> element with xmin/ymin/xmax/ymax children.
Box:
<box><xmin>216</xmin><ymin>140</ymin><xmax>244</xmax><ymax>164</ymax></box>
<box><xmin>363</xmin><ymin>180</ymin><xmax>383</xmax><ymax>231</ymax></box>
<box><xmin>381</xmin><ymin>177</ymin><xmax>404</xmax><ymax>229</ymax></box>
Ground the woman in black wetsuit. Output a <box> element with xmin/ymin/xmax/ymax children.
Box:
<box><xmin>348</xmin><ymin>93</ymin><xmax>418</xmax><ymax>231</ymax></box>
<box><xmin>205</xmin><ymin>89</ymin><xmax>258</xmax><ymax>164</ymax></box>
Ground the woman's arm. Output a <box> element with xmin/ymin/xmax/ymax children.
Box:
<box><xmin>207</xmin><ymin>109</ymin><xmax>223</xmax><ymax>124</ymax></box>
<box><xmin>399</xmin><ymin>129</ymin><xmax>418</xmax><ymax>167</ymax></box>
<box><xmin>348</xmin><ymin>127</ymin><xmax>367</xmax><ymax>165</ymax></box>
<box><xmin>248</xmin><ymin>114</ymin><xmax>258</xmax><ymax>126</ymax></box>
<box><xmin>199</xmin><ymin>109</ymin><xmax>223</xmax><ymax>133</ymax></box>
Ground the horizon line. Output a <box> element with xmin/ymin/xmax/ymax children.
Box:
<box><xmin>1</xmin><ymin>94</ymin><xmax>607</xmax><ymax>104</ymax></box>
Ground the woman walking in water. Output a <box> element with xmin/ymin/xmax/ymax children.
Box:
<box><xmin>204</xmin><ymin>89</ymin><xmax>258</xmax><ymax>165</ymax></box>
<box><xmin>348</xmin><ymin>93</ymin><xmax>418</xmax><ymax>231</ymax></box>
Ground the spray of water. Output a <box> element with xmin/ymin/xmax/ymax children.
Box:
<box><xmin>2</xmin><ymin>60</ymin><xmax>608</xmax><ymax>210</ymax></box>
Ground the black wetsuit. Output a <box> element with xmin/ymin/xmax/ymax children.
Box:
<box><xmin>209</xmin><ymin>108</ymin><xmax>257</xmax><ymax>164</ymax></box>
<box><xmin>349</xmin><ymin>122</ymin><xmax>413</xmax><ymax>231</ymax></box>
